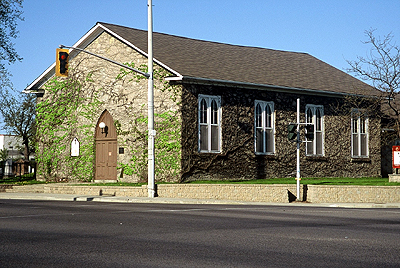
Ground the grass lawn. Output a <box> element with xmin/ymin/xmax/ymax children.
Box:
<box><xmin>0</xmin><ymin>174</ymin><xmax>40</xmax><ymax>185</ymax></box>
<box><xmin>186</xmin><ymin>177</ymin><xmax>400</xmax><ymax>186</ymax></box>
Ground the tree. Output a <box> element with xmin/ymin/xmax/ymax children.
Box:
<box><xmin>347</xmin><ymin>29</ymin><xmax>400</xmax><ymax>139</ymax></box>
<box><xmin>0</xmin><ymin>91</ymin><xmax>36</xmax><ymax>160</ymax></box>
<box><xmin>0</xmin><ymin>0</ymin><xmax>24</xmax><ymax>89</ymax></box>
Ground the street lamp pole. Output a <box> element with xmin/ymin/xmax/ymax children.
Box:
<box><xmin>59</xmin><ymin>3</ymin><xmax>156</xmax><ymax>197</ymax></box>
<box><xmin>296</xmin><ymin>98</ymin><xmax>301</xmax><ymax>200</ymax></box>
<box><xmin>147</xmin><ymin>0</ymin><xmax>156</xmax><ymax>198</ymax></box>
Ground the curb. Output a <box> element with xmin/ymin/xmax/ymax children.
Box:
<box><xmin>1</xmin><ymin>192</ymin><xmax>400</xmax><ymax>208</ymax></box>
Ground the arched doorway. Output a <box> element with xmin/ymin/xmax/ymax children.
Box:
<box><xmin>95</xmin><ymin>110</ymin><xmax>117</xmax><ymax>182</ymax></box>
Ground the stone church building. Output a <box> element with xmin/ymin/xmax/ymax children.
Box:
<box><xmin>26</xmin><ymin>22</ymin><xmax>381</xmax><ymax>183</ymax></box>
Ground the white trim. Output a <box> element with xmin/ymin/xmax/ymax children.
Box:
<box><xmin>165</xmin><ymin>75</ymin><xmax>184</xmax><ymax>81</ymax></box>
<box><xmin>70</xmin><ymin>23</ymin><xmax>105</xmax><ymax>57</ymax></box>
<box><xmin>254</xmin><ymin>100</ymin><xmax>275</xmax><ymax>155</ymax></box>
<box><xmin>305</xmin><ymin>104</ymin><xmax>324</xmax><ymax>156</ymax></box>
<box><xmin>26</xmin><ymin>24</ymin><xmax>105</xmax><ymax>91</ymax></box>
<box><xmin>97</xmin><ymin>24</ymin><xmax>182</xmax><ymax>77</ymax></box>
<box><xmin>25</xmin><ymin>23</ymin><xmax>183</xmax><ymax>91</ymax></box>
<box><xmin>351</xmin><ymin>109</ymin><xmax>369</xmax><ymax>158</ymax></box>
<box><xmin>25</xmin><ymin>62</ymin><xmax>56</xmax><ymax>90</ymax></box>
<box><xmin>198</xmin><ymin>94</ymin><xmax>221</xmax><ymax>153</ymax></box>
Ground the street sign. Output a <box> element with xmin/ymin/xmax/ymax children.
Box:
<box><xmin>392</xmin><ymin>146</ymin><xmax>400</xmax><ymax>169</ymax></box>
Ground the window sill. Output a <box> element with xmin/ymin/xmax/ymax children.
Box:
<box><xmin>255</xmin><ymin>153</ymin><xmax>276</xmax><ymax>159</ymax></box>
<box><xmin>351</xmin><ymin>157</ymin><xmax>371</xmax><ymax>163</ymax></box>
<box><xmin>198</xmin><ymin>151</ymin><xmax>221</xmax><ymax>154</ymax></box>
<box><xmin>306</xmin><ymin>155</ymin><xmax>327</xmax><ymax>161</ymax></box>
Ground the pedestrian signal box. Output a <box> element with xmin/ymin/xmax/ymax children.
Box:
<box><xmin>305</xmin><ymin>124</ymin><xmax>314</xmax><ymax>141</ymax></box>
<box><xmin>288</xmin><ymin>123</ymin><xmax>297</xmax><ymax>141</ymax></box>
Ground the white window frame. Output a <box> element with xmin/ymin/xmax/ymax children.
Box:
<box><xmin>351</xmin><ymin>109</ymin><xmax>369</xmax><ymax>158</ymax></box>
<box><xmin>254</xmin><ymin>100</ymin><xmax>275</xmax><ymax>155</ymax></box>
<box><xmin>198</xmin><ymin>94</ymin><xmax>221</xmax><ymax>153</ymax></box>
<box><xmin>305</xmin><ymin>104</ymin><xmax>324</xmax><ymax>156</ymax></box>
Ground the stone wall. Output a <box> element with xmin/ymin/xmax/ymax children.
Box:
<box><xmin>157</xmin><ymin>184</ymin><xmax>301</xmax><ymax>203</ymax></box>
<box><xmin>8</xmin><ymin>184</ymin><xmax>400</xmax><ymax>203</ymax></box>
<box><xmin>37</xmin><ymin>31</ymin><xmax>181</xmax><ymax>183</ymax></box>
<box><xmin>180</xmin><ymin>83</ymin><xmax>381</xmax><ymax>181</ymax></box>
<box><xmin>306</xmin><ymin>185</ymin><xmax>400</xmax><ymax>203</ymax></box>
<box><xmin>36</xmin><ymin>30</ymin><xmax>381</xmax><ymax>183</ymax></box>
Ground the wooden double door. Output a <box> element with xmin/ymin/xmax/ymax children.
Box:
<box><xmin>95</xmin><ymin>110</ymin><xmax>117</xmax><ymax>181</ymax></box>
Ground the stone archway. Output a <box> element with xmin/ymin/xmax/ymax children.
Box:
<box><xmin>95</xmin><ymin>110</ymin><xmax>117</xmax><ymax>182</ymax></box>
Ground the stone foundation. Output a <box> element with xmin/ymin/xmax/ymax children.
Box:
<box><xmin>7</xmin><ymin>184</ymin><xmax>400</xmax><ymax>203</ymax></box>
<box><xmin>389</xmin><ymin>174</ymin><xmax>400</xmax><ymax>182</ymax></box>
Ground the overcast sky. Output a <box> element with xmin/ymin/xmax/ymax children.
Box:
<box><xmin>7</xmin><ymin>0</ymin><xmax>400</xmax><ymax>93</ymax></box>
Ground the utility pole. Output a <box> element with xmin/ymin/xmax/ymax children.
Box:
<box><xmin>147</xmin><ymin>0</ymin><xmax>156</xmax><ymax>198</ymax></box>
<box><xmin>296</xmin><ymin>98</ymin><xmax>301</xmax><ymax>200</ymax></box>
<box><xmin>57</xmin><ymin>2</ymin><xmax>156</xmax><ymax>197</ymax></box>
<box><xmin>288</xmin><ymin>98</ymin><xmax>307</xmax><ymax>201</ymax></box>
<box><xmin>288</xmin><ymin>98</ymin><xmax>314</xmax><ymax>201</ymax></box>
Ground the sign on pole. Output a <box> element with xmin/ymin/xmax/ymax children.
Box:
<box><xmin>393</xmin><ymin>146</ymin><xmax>400</xmax><ymax>169</ymax></box>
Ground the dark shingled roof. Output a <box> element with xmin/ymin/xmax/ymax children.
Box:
<box><xmin>99</xmin><ymin>22</ymin><xmax>378</xmax><ymax>96</ymax></box>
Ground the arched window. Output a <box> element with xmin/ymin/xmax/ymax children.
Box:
<box><xmin>305</xmin><ymin>105</ymin><xmax>324</xmax><ymax>156</ymax></box>
<box><xmin>255</xmin><ymin>100</ymin><xmax>274</xmax><ymax>154</ymax></box>
<box><xmin>351</xmin><ymin>109</ymin><xmax>368</xmax><ymax>158</ymax></box>
<box><xmin>198</xmin><ymin>95</ymin><xmax>221</xmax><ymax>153</ymax></box>
<box><xmin>200</xmin><ymin>99</ymin><xmax>207</xmax><ymax>124</ymax></box>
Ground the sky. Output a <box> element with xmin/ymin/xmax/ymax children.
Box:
<box><xmin>6</xmin><ymin>0</ymin><xmax>400</xmax><ymax>93</ymax></box>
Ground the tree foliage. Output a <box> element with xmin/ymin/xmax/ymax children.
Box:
<box><xmin>0</xmin><ymin>91</ymin><xmax>36</xmax><ymax>159</ymax></box>
<box><xmin>0</xmin><ymin>0</ymin><xmax>24</xmax><ymax>89</ymax></box>
<box><xmin>347</xmin><ymin>29</ymin><xmax>400</xmax><ymax>138</ymax></box>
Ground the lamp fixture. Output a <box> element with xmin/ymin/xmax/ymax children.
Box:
<box><xmin>99</xmin><ymin>122</ymin><xmax>106</xmax><ymax>134</ymax></box>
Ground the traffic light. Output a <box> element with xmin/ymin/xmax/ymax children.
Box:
<box><xmin>288</xmin><ymin>123</ymin><xmax>297</xmax><ymax>141</ymax></box>
<box><xmin>56</xmin><ymin>48</ymin><xmax>69</xmax><ymax>77</ymax></box>
<box><xmin>305</xmin><ymin>124</ymin><xmax>314</xmax><ymax>141</ymax></box>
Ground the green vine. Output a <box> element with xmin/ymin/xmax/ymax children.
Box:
<box><xmin>117</xmin><ymin>63</ymin><xmax>181</xmax><ymax>102</ymax></box>
<box><xmin>36</xmin><ymin>59</ymin><xmax>181</xmax><ymax>182</ymax></box>
<box><xmin>116</xmin><ymin>62</ymin><xmax>182</xmax><ymax>182</ymax></box>
<box><xmin>116</xmin><ymin>109</ymin><xmax>181</xmax><ymax>182</ymax></box>
<box><xmin>36</xmin><ymin>73</ymin><xmax>102</xmax><ymax>181</ymax></box>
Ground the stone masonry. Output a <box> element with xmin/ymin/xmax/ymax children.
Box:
<box><xmin>6</xmin><ymin>184</ymin><xmax>400</xmax><ymax>204</ymax></box>
<box><xmin>37</xmin><ymin>30</ymin><xmax>381</xmax><ymax>183</ymax></box>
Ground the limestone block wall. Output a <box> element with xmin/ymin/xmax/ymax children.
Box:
<box><xmin>42</xmin><ymin>185</ymin><xmax>148</xmax><ymax>197</ymax></box>
<box><xmin>306</xmin><ymin>185</ymin><xmax>400</xmax><ymax>203</ymax></box>
<box><xmin>156</xmin><ymin>184</ymin><xmax>301</xmax><ymax>203</ymax></box>
<box><xmin>37</xmin><ymin>31</ymin><xmax>181</xmax><ymax>182</ymax></box>
<box><xmin>180</xmin><ymin>83</ymin><xmax>381</xmax><ymax>181</ymax></box>
<box><xmin>36</xmin><ymin>30</ymin><xmax>381</xmax><ymax>183</ymax></box>
<box><xmin>7</xmin><ymin>184</ymin><xmax>400</xmax><ymax>203</ymax></box>
<box><xmin>73</xmin><ymin>31</ymin><xmax>182</xmax><ymax>183</ymax></box>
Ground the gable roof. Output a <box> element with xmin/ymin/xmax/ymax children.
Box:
<box><xmin>27</xmin><ymin>22</ymin><xmax>379</xmax><ymax>97</ymax></box>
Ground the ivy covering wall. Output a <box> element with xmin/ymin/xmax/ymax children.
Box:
<box><xmin>36</xmin><ymin>60</ymin><xmax>182</xmax><ymax>182</ymax></box>
<box><xmin>36</xmin><ymin>73</ymin><xmax>102</xmax><ymax>181</ymax></box>
<box><xmin>115</xmin><ymin>64</ymin><xmax>181</xmax><ymax>182</ymax></box>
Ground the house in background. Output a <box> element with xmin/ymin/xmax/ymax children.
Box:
<box><xmin>26</xmin><ymin>22</ymin><xmax>382</xmax><ymax>183</ymax></box>
<box><xmin>0</xmin><ymin>134</ymin><xmax>35</xmax><ymax>177</ymax></box>
<box><xmin>0</xmin><ymin>135</ymin><xmax>23</xmax><ymax>160</ymax></box>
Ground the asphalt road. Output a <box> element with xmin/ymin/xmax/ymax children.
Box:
<box><xmin>1</xmin><ymin>200</ymin><xmax>400</xmax><ymax>268</ymax></box>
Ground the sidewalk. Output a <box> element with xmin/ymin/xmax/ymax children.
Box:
<box><xmin>1</xmin><ymin>192</ymin><xmax>400</xmax><ymax>208</ymax></box>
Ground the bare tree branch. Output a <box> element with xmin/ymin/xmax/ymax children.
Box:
<box><xmin>347</xmin><ymin>29</ymin><xmax>400</xmax><ymax>138</ymax></box>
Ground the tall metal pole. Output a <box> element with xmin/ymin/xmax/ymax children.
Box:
<box><xmin>147</xmin><ymin>0</ymin><xmax>156</xmax><ymax>198</ymax></box>
<box><xmin>296</xmin><ymin>98</ymin><xmax>301</xmax><ymax>200</ymax></box>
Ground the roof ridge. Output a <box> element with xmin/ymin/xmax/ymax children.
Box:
<box><xmin>97</xmin><ymin>21</ymin><xmax>310</xmax><ymax>56</ymax></box>
<box><xmin>25</xmin><ymin>21</ymin><xmax>378</xmax><ymax>97</ymax></box>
